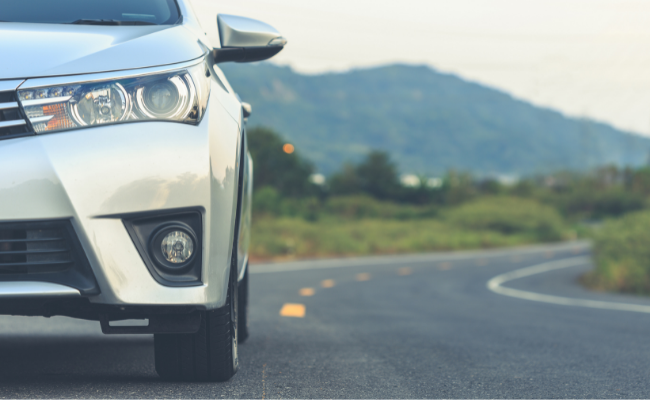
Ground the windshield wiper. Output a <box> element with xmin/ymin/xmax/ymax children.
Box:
<box><xmin>68</xmin><ymin>19</ymin><xmax>157</xmax><ymax>26</ymax></box>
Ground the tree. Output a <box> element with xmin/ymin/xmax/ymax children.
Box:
<box><xmin>328</xmin><ymin>164</ymin><xmax>361</xmax><ymax>196</ymax></box>
<box><xmin>330</xmin><ymin>150</ymin><xmax>401</xmax><ymax>200</ymax></box>
<box><xmin>357</xmin><ymin>151</ymin><xmax>402</xmax><ymax>199</ymax></box>
<box><xmin>247</xmin><ymin>126</ymin><xmax>317</xmax><ymax>197</ymax></box>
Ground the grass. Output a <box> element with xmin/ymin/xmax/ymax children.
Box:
<box><xmin>249</xmin><ymin>196</ymin><xmax>571</xmax><ymax>261</ymax></box>
<box><xmin>249</xmin><ymin>217</ymin><xmax>546</xmax><ymax>261</ymax></box>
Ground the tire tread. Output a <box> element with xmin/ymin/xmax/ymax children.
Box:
<box><xmin>154</xmin><ymin>272</ymin><xmax>236</xmax><ymax>382</ymax></box>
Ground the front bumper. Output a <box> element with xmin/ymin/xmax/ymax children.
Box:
<box><xmin>0</xmin><ymin>97</ymin><xmax>241</xmax><ymax>309</ymax></box>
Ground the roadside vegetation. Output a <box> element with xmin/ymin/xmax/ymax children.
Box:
<box><xmin>582</xmin><ymin>211</ymin><xmax>650</xmax><ymax>295</ymax></box>
<box><xmin>247</xmin><ymin>126</ymin><xmax>650</xmax><ymax>294</ymax></box>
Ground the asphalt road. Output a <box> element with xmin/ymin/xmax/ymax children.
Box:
<box><xmin>2</xmin><ymin>242</ymin><xmax>650</xmax><ymax>398</ymax></box>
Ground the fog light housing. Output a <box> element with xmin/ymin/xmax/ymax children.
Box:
<box><xmin>149</xmin><ymin>224</ymin><xmax>197</xmax><ymax>272</ymax></box>
<box><xmin>123</xmin><ymin>210</ymin><xmax>203</xmax><ymax>286</ymax></box>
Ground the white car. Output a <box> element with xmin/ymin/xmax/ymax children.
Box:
<box><xmin>0</xmin><ymin>0</ymin><xmax>285</xmax><ymax>382</ymax></box>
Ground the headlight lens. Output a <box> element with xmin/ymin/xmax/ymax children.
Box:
<box><xmin>18</xmin><ymin>63</ymin><xmax>210</xmax><ymax>134</ymax></box>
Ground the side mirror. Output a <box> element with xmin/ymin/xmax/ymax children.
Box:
<box><xmin>213</xmin><ymin>14</ymin><xmax>287</xmax><ymax>64</ymax></box>
<box><xmin>241</xmin><ymin>102</ymin><xmax>252</xmax><ymax>119</ymax></box>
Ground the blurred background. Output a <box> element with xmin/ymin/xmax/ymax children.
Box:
<box><xmin>194</xmin><ymin>0</ymin><xmax>650</xmax><ymax>294</ymax></box>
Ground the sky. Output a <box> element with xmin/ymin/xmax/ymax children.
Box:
<box><xmin>190</xmin><ymin>0</ymin><xmax>650</xmax><ymax>137</ymax></box>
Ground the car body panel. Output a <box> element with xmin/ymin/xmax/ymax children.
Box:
<box><xmin>0</xmin><ymin>23</ymin><xmax>206</xmax><ymax>80</ymax></box>
<box><xmin>237</xmin><ymin>140</ymin><xmax>253</xmax><ymax>280</ymax></box>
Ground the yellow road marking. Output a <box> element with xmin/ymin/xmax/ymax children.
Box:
<box><xmin>398</xmin><ymin>267</ymin><xmax>412</xmax><ymax>276</ymax></box>
<box><xmin>439</xmin><ymin>262</ymin><xmax>451</xmax><ymax>270</ymax></box>
<box><xmin>262</xmin><ymin>363</ymin><xmax>267</xmax><ymax>399</ymax></box>
<box><xmin>280</xmin><ymin>303</ymin><xmax>305</xmax><ymax>318</ymax></box>
<box><xmin>356</xmin><ymin>273</ymin><xmax>371</xmax><ymax>281</ymax></box>
<box><xmin>299</xmin><ymin>287</ymin><xmax>315</xmax><ymax>296</ymax></box>
<box><xmin>321</xmin><ymin>279</ymin><xmax>335</xmax><ymax>288</ymax></box>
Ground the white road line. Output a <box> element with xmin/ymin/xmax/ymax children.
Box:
<box><xmin>251</xmin><ymin>241</ymin><xmax>590</xmax><ymax>274</ymax></box>
<box><xmin>487</xmin><ymin>256</ymin><xmax>650</xmax><ymax>314</ymax></box>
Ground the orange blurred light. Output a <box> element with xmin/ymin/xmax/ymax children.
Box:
<box><xmin>283</xmin><ymin>143</ymin><xmax>294</xmax><ymax>154</ymax></box>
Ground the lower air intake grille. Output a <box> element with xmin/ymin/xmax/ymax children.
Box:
<box><xmin>0</xmin><ymin>220</ymin><xmax>99</xmax><ymax>295</ymax></box>
<box><xmin>0</xmin><ymin>227</ymin><xmax>71</xmax><ymax>274</ymax></box>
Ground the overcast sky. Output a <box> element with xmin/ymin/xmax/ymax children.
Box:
<box><xmin>191</xmin><ymin>0</ymin><xmax>650</xmax><ymax>137</ymax></box>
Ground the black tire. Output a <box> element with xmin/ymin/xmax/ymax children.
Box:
<box><xmin>154</xmin><ymin>263</ymin><xmax>239</xmax><ymax>382</ymax></box>
<box><xmin>238</xmin><ymin>264</ymin><xmax>249</xmax><ymax>343</ymax></box>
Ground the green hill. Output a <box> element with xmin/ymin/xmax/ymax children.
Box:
<box><xmin>220</xmin><ymin>63</ymin><xmax>650</xmax><ymax>176</ymax></box>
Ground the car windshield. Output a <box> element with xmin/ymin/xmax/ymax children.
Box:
<box><xmin>0</xmin><ymin>0</ymin><xmax>180</xmax><ymax>25</ymax></box>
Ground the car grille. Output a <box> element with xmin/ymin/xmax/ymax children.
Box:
<box><xmin>0</xmin><ymin>88</ymin><xmax>32</xmax><ymax>140</ymax></box>
<box><xmin>0</xmin><ymin>220</ymin><xmax>99</xmax><ymax>295</ymax></box>
<box><xmin>0</xmin><ymin>225</ymin><xmax>72</xmax><ymax>274</ymax></box>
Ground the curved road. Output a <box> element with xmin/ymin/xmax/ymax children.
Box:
<box><xmin>1</xmin><ymin>242</ymin><xmax>650</xmax><ymax>398</ymax></box>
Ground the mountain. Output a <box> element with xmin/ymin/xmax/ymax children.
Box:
<box><xmin>220</xmin><ymin>63</ymin><xmax>650</xmax><ymax>176</ymax></box>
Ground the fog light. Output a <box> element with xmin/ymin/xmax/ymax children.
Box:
<box><xmin>148</xmin><ymin>223</ymin><xmax>198</xmax><ymax>273</ymax></box>
<box><xmin>161</xmin><ymin>231</ymin><xmax>194</xmax><ymax>264</ymax></box>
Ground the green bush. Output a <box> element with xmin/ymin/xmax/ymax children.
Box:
<box><xmin>249</xmin><ymin>195</ymin><xmax>572</xmax><ymax>260</ymax></box>
<box><xmin>323</xmin><ymin>195</ymin><xmax>437</xmax><ymax>220</ymax></box>
<box><xmin>252</xmin><ymin>186</ymin><xmax>322</xmax><ymax>220</ymax></box>
<box><xmin>586</xmin><ymin>210</ymin><xmax>650</xmax><ymax>294</ymax></box>
<box><xmin>250</xmin><ymin>217</ymin><xmax>538</xmax><ymax>260</ymax></box>
<box><xmin>252</xmin><ymin>186</ymin><xmax>282</xmax><ymax>215</ymax></box>
<box><xmin>444</xmin><ymin>197</ymin><xmax>566</xmax><ymax>241</ymax></box>
<box><xmin>549</xmin><ymin>189</ymin><xmax>646</xmax><ymax>221</ymax></box>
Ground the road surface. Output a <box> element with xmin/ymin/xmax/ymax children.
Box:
<box><xmin>1</xmin><ymin>242</ymin><xmax>650</xmax><ymax>398</ymax></box>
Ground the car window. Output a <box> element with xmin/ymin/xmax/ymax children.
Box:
<box><xmin>0</xmin><ymin>0</ymin><xmax>180</xmax><ymax>25</ymax></box>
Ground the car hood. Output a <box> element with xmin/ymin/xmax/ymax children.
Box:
<box><xmin>0</xmin><ymin>23</ymin><xmax>207</xmax><ymax>80</ymax></box>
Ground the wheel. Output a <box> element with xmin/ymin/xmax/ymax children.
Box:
<box><xmin>154</xmin><ymin>263</ymin><xmax>239</xmax><ymax>382</ymax></box>
<box><xmin>238</xmin><ymin>264</ymin><xmax>249</xmax><ymax>343</ymax></box>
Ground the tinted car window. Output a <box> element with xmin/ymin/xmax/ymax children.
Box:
<box><xmin>0</xmin><ymin>0</ymin><xmax>180</xmax><ymax>25</ymax></box>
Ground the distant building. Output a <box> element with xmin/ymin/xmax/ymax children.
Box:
<box><xmin>495</xmin><ymin>175</ymin><xmax>519</xmax><ymax>186</ymax></box>
<box><xmin>400</xmin><ymin>174</ymin><xmax>443</xmax><ymax>189</ymax></box>
<box><xmin>400</xmin><ymin>174</ymin><xmax>421</xmax><ymax>188</ymax></box>
<box><xmin>309</xmin><ymin>173</ymin><xmax>326</xmax><ymax>185</ymax></box>
<box><xmin>426</xmin><ymin>178</ymin><xmax>443</xmax><ymax>188</ymax></box>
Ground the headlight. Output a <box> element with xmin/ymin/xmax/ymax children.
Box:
<box><xmin>18</xmin><ymin>63</ymin><xmax>210</xmax><ymax>134</ymax></box>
